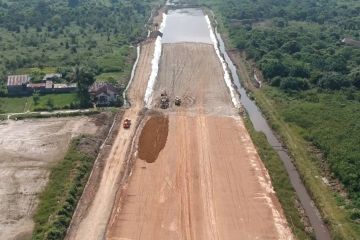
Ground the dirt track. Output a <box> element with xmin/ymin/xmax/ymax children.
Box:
<box><xmin>105</xmin><ymin>43</ymin><xmax>293</xmax><ymax>239</ymax></box>
<box><xmin>65</xmin><ymin>40</ymin><xmax>155</xmax><ymax>240</ymax></box>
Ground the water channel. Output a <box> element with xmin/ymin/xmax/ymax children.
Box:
<box><xmin>215</xmin><ymin>28</ymin><xmax>331</xmax><ymax>240</ymax></box>
<box><xmin>159</xmin><ymin>7</ymin><xmax>331</xmax><ymax>240</ymax></box>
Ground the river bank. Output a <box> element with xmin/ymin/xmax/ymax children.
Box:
<box><xmin>212</xmin><ymin>16</ymin><xmax>360</xmax><ymax>239</ymax></box>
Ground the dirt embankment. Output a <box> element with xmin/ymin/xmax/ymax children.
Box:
<box><xmin>65</xmin><ymin>9</ymin><xmax>165</xmax><ymax>239</ymax></box>
<box><xmin>106</xmin><ymin>43</ymin><xmax>293</xmax><ymax>239</ymax></box>
<box><xmin>0</xmin><ymin>113</ymin><xmax>113</xmax><ymax>240</ymax></box>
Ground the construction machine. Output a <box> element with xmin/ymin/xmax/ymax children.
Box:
<box><xmin>174</xmin><ymin>96</ymin><xmax>181</xmax><ymax>106</ymax></box>
<box><xmin>160</xmin><ymin>92</ymin><xmax>169</xmax><ymax>109</ymax></box>
<box><xmin>123</xmin><ymin>119</ymin><xmax>131</xmax><ymax>129</ymax></box>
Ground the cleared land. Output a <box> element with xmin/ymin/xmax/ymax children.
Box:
<box><xmin>106</xmin><ymin>43</ymin><xmax>293</xmax><ymax>239</ymax></box>
<box><xmin>0</xmin><ymin>116</ymin><xmax>104</xmax><ymax>240</ymax></box>
<box><xmin>65</xmin><ymin>40</ymin><xmax>155</xmax><ymax>240</ymax></box>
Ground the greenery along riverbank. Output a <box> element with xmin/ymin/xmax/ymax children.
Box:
<box><xmin>0</xmin><ymin>0</ymin><xmax>160</xmax><ymax>106</ymax></box>
<box><xmin>197</xmin><ymin>0</ymin><xmax>360</xmax><ymax>238</ymax></box>
<box><xmin>244</xmin><ymin>119</ymin><xmax>312</xmax><ymax>239</ymax></box>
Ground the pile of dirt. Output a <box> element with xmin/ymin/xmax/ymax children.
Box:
<box><xmin>138</xmin><ymin>115</ymin><xmax>169</xmax><ymax>163</ymax></box>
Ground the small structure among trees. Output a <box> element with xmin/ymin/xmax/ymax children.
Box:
<box><xmin>6</xmin><ymin>73</ymin><xmax>76</xmax><ymax>96</ymax></box>
<box><xmin>7</xmin><ymin>75</ymin><xmax>31</xmax><ymax>95</ymax></box>
<box><xmin>341</xmin><ymin>38</ymin><xmax>360</xmax><ymax>47</ymax></box>
<box><xmin>89</xmin><ymin>82</ymin><xmax>119</xmax><ymax>106</ymax></box>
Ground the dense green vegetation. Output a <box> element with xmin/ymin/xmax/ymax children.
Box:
<box><xmin>207</xmin><ymin>0</ymin><xmax>360</xmax><ymax>92</ymax></box>
<box><xmin>244</xmin><ymin>118</ymin><xmax>311</xmax><ymax>239</ymax></box>
<box><xmin>32</xmin><ymin>136</ymin><xmax>99</xmax><ymax>239</ymax></box>
<box><xmin>267</xmin><ymin>88</ymin><xmax>360</xmax><ymax>204</ymax></box>
<box><xmin>0</xmin><ymin>0</ymin><xmax>151</xmax><ymax>72</ymax></box>
<box><xmin>0</xmin><ymin>0</ymin><xmax>157</xmax><ymax>108</ymax></box>
<box><xmin>198</xmin><ymin>0</ymin><xmax>360</xmax><ymax>237</ymax></box>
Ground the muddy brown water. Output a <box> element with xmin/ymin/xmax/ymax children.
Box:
<box><xmin>138</xmin><ymin>115</ymin><xmax>169</xmax><ymax>163</ymax></box>
<box><xmin>160</xmin><ymin>7</ymin><xmax>331</xmax><ymax>240</ymax></box>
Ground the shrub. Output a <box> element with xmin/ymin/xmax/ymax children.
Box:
<box><xmin>318</xmin><ymin>72</ymin><xmax>351</xmax><ymax>90</ymax></box>
<box><xmin>260</xmin><ymin>58</ymin><xmax>289</xmax><ymax>79</ymax></box>
<box><xmin>280</xmin><ymin>77</ymin><xmax>309</xmax><ymax>91</ymax></box>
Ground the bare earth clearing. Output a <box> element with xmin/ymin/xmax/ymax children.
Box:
<box><xmin>106</xmin><ymin>43</ymin><xmax>293</xmax><ymax>239</ymax></box>
<box><xmin>0</xmin><ymin>116</ymin><xmax>105</xmax><ymax>240</ymax></box>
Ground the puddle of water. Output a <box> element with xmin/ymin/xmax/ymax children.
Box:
<box><xmin>162</xmin><ymin>8</ymin><xmax>212</xmax><ymax>44</ymax></box>
<box><xmin>138</xmin><ymin>116</ymin><xmax>169</xmax><ymax>163</ymax></box>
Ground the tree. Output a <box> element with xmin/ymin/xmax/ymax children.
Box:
<box><xmin>280</xmin><ymin>77</ymin><xmax>309</xmax><ymax>91</ymax></box>
<box><xmin>33</xmin><ymin>91</ymin><xmax>40</xmax><ymax>105</ymax></box>
<box><xmin>281</xmin><ymin>40</ymin><xmax>301</xmax><ymax>54</ymax></box>
<box><xmin>290</xmin><ymin>63</ymin><xmax>310</xmax><ymax>78</ymax></box>
<box><xmin>0</xmin><ymin>70</ymin><xmax>6</xmax><ymax>97</ymax></box>
<box><xmin>318</xmin><ymin>72</ymin><xmax>351</xmax><ymax>90</ymax></box>
<box><xmin>46</xmin><ymin>97</ymin><xmax>54</xmax><ymax>111</ymax></box>
<box><xmin>349</xmin><ymin>68</ymin><xmax>360</xmax><ymax>89</ymax></box>
<box><xmin>326</xmin><ymin>56</ymin><xmax>348</xmax><ymax>74</ymax></box>
<box><xmin>260</xmin><ymin>58</ymin><xmax>288</xmax><ymax>79</ymax></box>
<box><xmin>68</xmin><ymin>0</ymin><xmax>79</xmax><ymax>8</ymax></box>
<box><xmin>70</xmin><ymin>66</ymin><xmax>95</xmax><ymax>107</ymax></box>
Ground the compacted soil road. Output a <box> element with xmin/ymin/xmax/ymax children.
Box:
<box><xmin>65</xmin><ymin>41</ymin><xmax>155</xmax><ymax>240</ymax></box>
<box><xmin>105</xmin><ymin>43</ymin><xmax>293</xmax><ymax>240</ymax></box>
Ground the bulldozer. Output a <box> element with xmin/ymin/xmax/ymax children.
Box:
<box><xmin>160</xmin><ymin>92</ymin><xmax>169</xmax><ymax>109</ymax></box>
<box><xmin>174</xmin><ymin>96</ymin><xmax>181</xmax><ymax>106</ymax></box>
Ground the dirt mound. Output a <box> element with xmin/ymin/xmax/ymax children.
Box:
<box><xmin>138</xmin><ymin>116</ymin><xmax>169</xmax><ymax>163</ymax></box>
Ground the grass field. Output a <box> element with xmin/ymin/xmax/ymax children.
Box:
<box><xmin>0</xmin><ymin>96</ymin><xmax>31</xmax><ymax>113</ymax></box>
<box><xmin>33</xmin><ymin>93</ymin><xmax>78</xmax><ymax>111</ymax></box>
<box><xmin>0</xmin><ymin>93</ymin><xmax>78</xmax><ymax>113</ymax></box>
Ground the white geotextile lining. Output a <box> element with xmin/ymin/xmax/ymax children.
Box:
<box><xmin>123</xmin><ymin>46</ymin><xmax>140</xmax><ymax>106</ymax></box>
<box><xmin>144</xmin><ymin>13</ymin><xmax>167</xmax><ymax>107</ymax></box>
<box><xmin>205</xmin><ymin>15</ymin><xmax>241</xmax><ymax>109</ymax></box>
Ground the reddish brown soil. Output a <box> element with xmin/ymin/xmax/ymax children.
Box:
<box><xmin>106</xmin><ymin>43</ymin><xmax>294</xmax><ymax>240</ymax></box>
<box><xmin>66</xmin><ymin>39</ymin><xmax>157</xmax><ymax>240</ymax></box>
<box><xmin>138</xmin><ymin>116</ymin><xmax>169</xmax><ymax>163</ymax></box>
